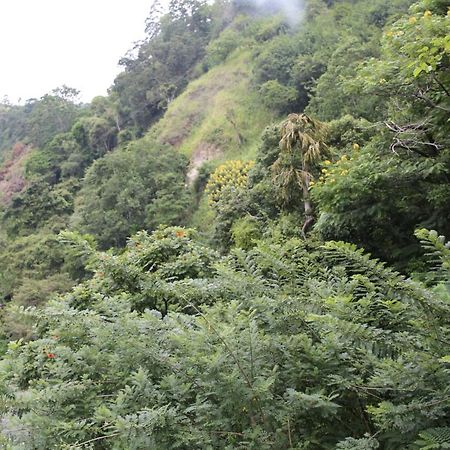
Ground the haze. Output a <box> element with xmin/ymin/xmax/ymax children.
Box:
<box><xmin>0</xmin><ymin>0</ymin><xmax>164</xmax><ymax>103</ymax></box>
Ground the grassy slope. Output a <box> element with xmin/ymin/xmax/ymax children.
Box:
<box><xmin>124</xmin><ymin>48</ymin><xmax>280</xmax><ymax>239</ymax></box>
<box><xmin>146</xmin><ymin>48</ymin><xmax>280</xmax><ymax>237</ymax></box>
<box><xmin>149</xmin><ymin>49</ymin><xmax>279</xmax><ymax>177</ymax></box>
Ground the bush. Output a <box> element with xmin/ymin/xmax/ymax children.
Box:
<box><xmin>1</xmin><ymin>229</ymin><xmax>449</xmax><ymax>448</ymax></box>
<box><xmin>231</xmin><ymin>216</ymin><xmax>261</xmax><ymax>249</ymax></box>
<box><xmin>205</xmin><ymin>28</ymin><xmax>244</xmax><ymax>68</ymax></box>
<box><xmin>259</xmin><ymin>80</ymin><xmax>298</xmax><ymax>113</ymax></box>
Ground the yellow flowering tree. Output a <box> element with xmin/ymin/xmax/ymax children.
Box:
<box><xmin>205</xmin><ymin>160</ymin><xmax>254</xmax><ymax>207</ymax></box>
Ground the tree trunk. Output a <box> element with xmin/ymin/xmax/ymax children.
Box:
<box><xmin>302</xmin><ymin>171</ymin><xmax>314</xmax><ymax>237</ymax></box>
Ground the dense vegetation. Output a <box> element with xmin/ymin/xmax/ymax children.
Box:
<box><xmin>0</xmin><ymin>0</ymin><xmax>448</xmax><ymax>448</ymax></box>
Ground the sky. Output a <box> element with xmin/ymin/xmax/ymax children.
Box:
<box><xmin>0</xmin><ymin>0</ymin><xmax>166</xmax><ymax>103</ymax></box>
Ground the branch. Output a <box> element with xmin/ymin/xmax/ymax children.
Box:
<box><xmin>432</xmin><ymin>74</ymin><xmax>450</xmax><ymax>97</ymax></box>
<box><xmin>385</xmin><ymin>121</ymin><xmax>443</xmax><ymax>157</ymax></box>
<box><xmin>76</xmin><ymin>432</ymin><xmax>120</xmax><ymax>447</ymax></box>
<box><xmin>414</xmin><ymin>90</ymin><xmax>450</xmax><ymax>113</ymax></box>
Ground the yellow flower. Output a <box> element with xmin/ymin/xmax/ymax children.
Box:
<box><xmin>323</xmin><ymin>160</ymin><xmax>331</xmax><ymax>165</ymax></box>
<box><xmin>322</xmin><ymin>168</ymin><xmax>328</xmax><ymax>174</ymax></box>
<box><xmin>423</xmin><ymin>10</ymin><xmax>432</xmax><ymax>17</ymax></box>
<box><xmin>386</xmin><ymin>31</ymin><xmax>394</xmax><ymax>37</ymax></box>
<box><xmin>352</xmin><ymin>143</ymin><xmax>360</xmax><ymax>151</ymax></box>
<box><xmin>408</xmin><ymin>16</ymin><xmax>417</xmax><ymax>24</ymax></box>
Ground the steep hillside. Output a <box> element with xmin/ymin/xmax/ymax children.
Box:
<box><xmin>1</xmin><ymin>1</ymin><xmax>450</xmax><ymax>448</ymax></box>
<box><xmin>0</xmin><ymin>143</ymin><xmax>30</xmax><ymax>205</ymax></box>
<box><xmin>149</xmin><ymin>50</ymin><xmax>279</xmax><ymax>181</ymax></box>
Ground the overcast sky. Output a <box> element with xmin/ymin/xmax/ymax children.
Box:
<box><xmin>0</xmin><ymin>1</ymin><xmax>165</xmax><ymax>103</ymax></box>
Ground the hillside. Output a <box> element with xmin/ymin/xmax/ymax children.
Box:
<box><xmin>0</xmin><ymin>0</ymin><xmax>449</xmax><ymax>448</ymax></box>
<box><xmin>150</xmin><ymin>49</ymin><xmax>279</xmax><ymax>181</ymax></box>
<box><xmin>0</xmin><ymin>142</ymin><xmax>30</xmax><ymax>205</ymax></box>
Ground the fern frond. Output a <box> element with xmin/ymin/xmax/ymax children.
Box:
<box><xmin>415</xmin><ymin>229</ymin><xmax>450</xmax><ymax>283</ymax></box>
<box><xmin>228</xmin><ymin>248</ymin><xmax>265</xmax><ymax>281</ymax></box>
<box><xmin>305</xmin><ymin>313</ymin><xmax>402</xmax><ymax>358</ymax></box>
<box><xmin>415</xmin><ymin>427</ymin><xmax>450</xmax><ymax>449</ymax></box>
<box><xmin>322</xmin><ymin>241</ymin><xmax>405</xmax><ymax>289</ymax></box>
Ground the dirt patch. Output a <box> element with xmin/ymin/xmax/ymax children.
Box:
<box><xmin>159</xmin><ymin>112</ymin><xmax>201</xmax><ymax>148</ymax></box>
<box><xmin>187</xmin><ymin>142</ymin><xmax>223</xmax><ymax>185</ymax></box>
<box><xmin>187</xmin><ymin>77</ymin><xmax>228</xmax><ymax>102</ymax></box>
<box><xmin>0</xmin><ymin>142</ymin><xmax>30</xmax><ymax>205</ymax></box>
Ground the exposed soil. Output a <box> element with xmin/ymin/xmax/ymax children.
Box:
<box><xmin>187</xmin><ymin>142</ymin><xmax>223</xmax><ymax>185</ymax></box>
<box><xmin>160</xmin><ymin>112</ymin><xmax>201</xmax><ymax>148</ymax></box>
<box><xmin>0</xmin><ymin>142</ymin><xmax>30</xmax><ymax>205</ymax></box>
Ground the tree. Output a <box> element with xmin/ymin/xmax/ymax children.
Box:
<box><xmin>272</xmin><ymin>113</ymin><xmax>328</xmax><ymax>235</ymax></box>
<box><xmin>27</xmin><ymin>87</ymin><xmax>81</xmax><ymax>148</ymax></box>
<box><xmin>1</xmin><ymin>227</ymin><xmax>449</xmax><ymax>448</ymax></box>
<box><xmin>73</xmin><ymin>142</ymin><xmax>192</xmax><ymax>249</ymax></box>
<box><xmin>113</xmin><ymin>0</ymin><xmax>214</xmax><ymax>134</ymax></box>
<box><xmin>310</xmin><ymin>1</ymin><xmax>450</xmax><ymax>268</ymax></box>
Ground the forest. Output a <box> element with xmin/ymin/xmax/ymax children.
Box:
<box><xmin>0</xmin><ymin>0</ymin><xmax>449</xmax><ymax>448</ymax></box>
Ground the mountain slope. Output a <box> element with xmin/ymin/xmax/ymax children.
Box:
<box><xmin>149</xmin><ymin>49</ymin><xmax>279</xmax><ymax>181</ymax></box>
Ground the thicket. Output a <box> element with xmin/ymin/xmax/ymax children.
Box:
<box><xmin>203</xmin><ymin>0</ymin><xmax>449</xmax><ymax>270</ymax></box>
<box><xmin>0</xmin><ymin>227</ymin><xmax>449</xmax><ymax>448</ymax></box>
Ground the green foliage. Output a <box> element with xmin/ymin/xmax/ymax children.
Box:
<box><xmin>205</xmin><ymin>28</ymin><xmax>246</xmax><ymax>67</ymax></box>
<box><xmin>311</xmin><ymin>141</ymin><xmax>448</xmax><ymax>266</ymax></box>
<box><xmin>0</xmin><ymin>86</ymin><xmax>82</xmax><ymax>154</ymax></box>
<box><xmin>27</xmin><ymin>87</ymin><xmax>81</xmax><ymax>148</ymax></box>
<box><xmin>113</xmin><ymin>0</ymin><xmax>217</xmax><ymax>134</ymax></box>
<box><xmin>259</xmin><ymin>80</ymin><xmax>298</xmax><ymax>113</ymax></box>
<box><xmin>252</xmin><ymin>0</ymin><xmax>414</xmax><ymax>118</ymax></box>
<box><xmin>351</xmin><ymin>0</ymin><xmax>449</xmax><ymax>150</ymax></box>
<box><xmin>210</xmin><ymin>184</ymin><xmax>254</xmax><ymax>251</ymax></box>
<box><xmin>0</xmin><ymin>102</ymin><xmax>29</xmax><ymax>156</ymax></box>
<box><xmin>231</xmin><ymin>216</ymin><xmax>261</xmax><ymax>249</ymax></box>
<box><xmin>0</xmin><ymin>3</ymin><xmax>449</xmax><ymax>449</ymax></box>
<box><xmin>0</xmin><ymin>228</ymin><xmax>449</xmax><ymax>448</ymax></box>
<box><xmin>254</xmin><ymin>34</ymin><xmax>299</xmax><ymax>86</ymax></box>
<box><xmin>73</xmin><ymin>142</ymin><xmax>192</xmax><ymax>249</ymax></box>
<box><xmin>336</xmin><ymin>436</ymin><xmax>380</xmax><ymax>449</ymax></box>
<box><xmin>309</xmin><ymin>1</ymin><xmax>449</xmax><ymax>268</ymax></box>
<box><xmin>2</xmin><ymin>178</ymin><xmax>78</xmax><ymax>236</ymax></box>
<box><xmin>414</xmin><ymin>229</ymin><xmax>450</xmax><ymax>286</ymax></box>
<box><xmin>414</xmin><ymin>427</ymin><xmax>450</xmax><ymax>449</ymax></box>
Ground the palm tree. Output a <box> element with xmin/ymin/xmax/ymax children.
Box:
<box><xmin>272</xmin><ymin>113</ymin><xmax>328</xmax><ymax>236</ymax></box>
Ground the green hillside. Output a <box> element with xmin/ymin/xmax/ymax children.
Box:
<box><xmin>150</xmin><ymin>49</ymin><xmax>279</xmax><ymax>179</ymax></box>
<box><xmin>0</xmin><ymin>0</ymin><xmax>449</xmax><ymax>447</ymax></box>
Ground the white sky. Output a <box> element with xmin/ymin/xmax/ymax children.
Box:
<box><xmin>0</xmin><ymin>1</ymin><xmax>166</xmax><ymax>104</ymax></box>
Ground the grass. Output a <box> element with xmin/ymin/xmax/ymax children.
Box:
<box><xmin>149</xmin><ymin>49</ymin><xmax>280</xmax><ymax>163</ymax></box>
<box><xmin>143</xmin><ymin>48</ymin><xmax>283</xmax><ymax>235</ymax></box>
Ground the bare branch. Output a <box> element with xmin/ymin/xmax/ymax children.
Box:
<box><xmin>384</xmin><ymin>121</ymin><xmax>443</xmax><ymax>157</ymax></box>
